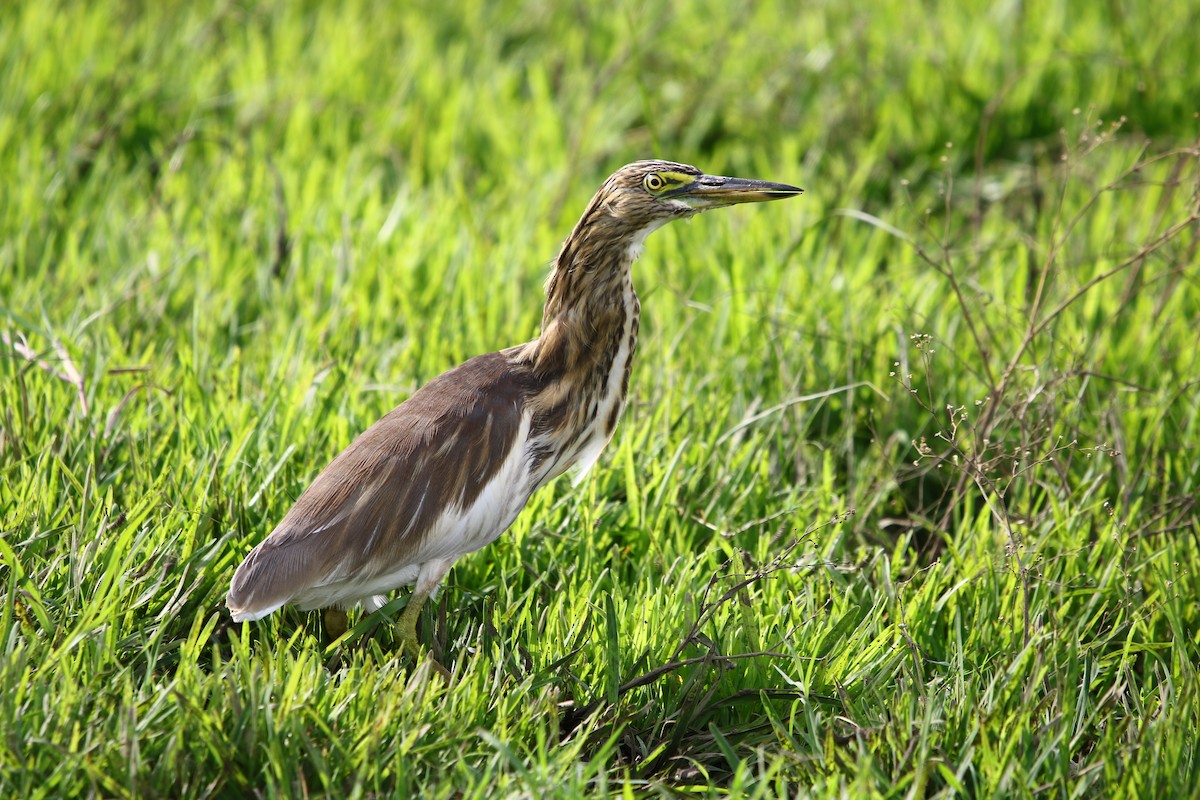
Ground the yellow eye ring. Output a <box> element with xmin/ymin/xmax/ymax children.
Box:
<box><xmin>644</xmin><ymin>174</ymin><xmax>665</xmax><ymax>191</ymax></box>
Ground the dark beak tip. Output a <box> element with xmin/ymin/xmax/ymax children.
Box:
<box><xmin>684</xmin><ymin>174</ymin><xmax>803</xmax><ymax>204</ymax></box>
<box><xmin>734</xmin><ymin>178</ymin><xmax>804</xmax><ymax>199</ymax></box>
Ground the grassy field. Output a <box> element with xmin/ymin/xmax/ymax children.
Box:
<box><xmin>3</xmin><ymin>0</ymin><xmax>1199</xmax><ymax>796</ymax></box>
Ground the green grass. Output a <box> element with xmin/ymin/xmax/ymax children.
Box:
<box><xmin>3</xmin><ymin>0</ymin><xmax>1199</xmax><ymax>796</ymax></box>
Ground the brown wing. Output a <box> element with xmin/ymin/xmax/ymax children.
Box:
<box><xmin>226</xmin><ymin>350</ymin><xmax>530</xmax><ymax>618</ymax></box>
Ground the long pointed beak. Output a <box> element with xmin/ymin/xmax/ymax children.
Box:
<box><xmin>673</xmin><ymin>173</ymin><xmax>803</xmax><ymax>209</ymax></box>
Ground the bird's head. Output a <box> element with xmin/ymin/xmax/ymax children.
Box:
<box><xmin>545</xmin><ymin>159</ymin><xmax>802</xmax><ymax>316</ymax></box>
<box><xmin>594</xmin><ymin>160</ymin><xmax>802</xmax><ymax>234</ymax></box>
<box><xmin>537</xmin><ymin>159</ymin><xmax>802</xmax><ymax>370</ymax></box>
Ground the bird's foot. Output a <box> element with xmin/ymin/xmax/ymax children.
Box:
<box><xmin>422</xmin><ymin>655</ymin><xmax>453</xmax><ymax>682</ymax></box>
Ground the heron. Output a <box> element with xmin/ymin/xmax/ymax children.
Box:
<box><xmin>227</xmin><ymin>160</ymin><xmax>802</xmax><ymax>659</ymax></box>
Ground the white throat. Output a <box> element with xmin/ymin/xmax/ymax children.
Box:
<box><xmin>625</xmin><ymin>217</ymin><xmax>672</xmax><ymax>262</ymax></box>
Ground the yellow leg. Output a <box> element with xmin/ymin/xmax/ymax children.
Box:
<box><xmin>397</xmin><ymin>558</ymin><xmax>456</xmax><ymax>678</ymax></box>
<box><xmin>324</xmin><ymin>608</ymin><xmax>349</xmax><ymax>638</ymax></box>
<box><xmin>396</xmin><ymin>589</ymin><xmax>429</xmax><ymax>660</ymax></box>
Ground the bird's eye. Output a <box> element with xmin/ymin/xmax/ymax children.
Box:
<box><xmin>643</xmin><ymin>174</ymin><xmax>666</xmax><ymax>192</ymax></box>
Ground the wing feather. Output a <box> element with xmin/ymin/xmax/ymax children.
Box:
<box><xmin>227</xmin><ymin>350</ymin><xmax>529</xmax><ymax>618</ymax></box>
